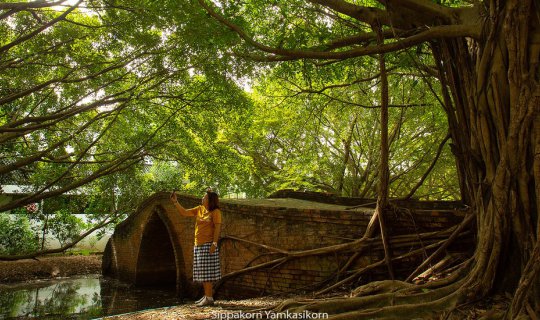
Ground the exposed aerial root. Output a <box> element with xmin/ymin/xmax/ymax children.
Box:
<box><xmin>265</xmin><ymin>277</ymin><xmax>484</xmax><ymax>320</ymax></box>
<box><xmin>273</xmin><ymin>278</ymin><xmax>464</xmax><ymax>316</ymax></box>
<box><xmin>217</xmin><ymin>209</ymin><xmax>478</xmax><ymax>319</ymax></box>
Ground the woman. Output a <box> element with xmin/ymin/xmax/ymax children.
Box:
<box><xmin>170</xmin><ymin>189</ymin><xmax>222</xmax><ymax>307</ymax></box>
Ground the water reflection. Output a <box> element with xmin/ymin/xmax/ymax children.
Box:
<box><xmin>0</xmin><ymin>275</ymin><xmax>183</xmax><ymax>319</ymax></box>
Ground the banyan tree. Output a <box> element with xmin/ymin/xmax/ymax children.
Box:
<box><xmin>196</xmin><ymin>0</ymin><xmax>539</xmax><ymax>318</ymax></box>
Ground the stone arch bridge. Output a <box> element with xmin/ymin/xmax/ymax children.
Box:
<box><xmin>102</xmin><ymin>190</ymin><xmax>470</xmax><ymax>298</ymax></box>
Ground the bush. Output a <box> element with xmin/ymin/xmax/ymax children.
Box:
<box><xmin>47</xmin><ymin>209</ymin><xmax>87</xmax><ymax>247</ymax></box>
<box><xmin>0</xmin><ymin>213</ymin><xmax>40</xmax><ymax>255</ymax></box>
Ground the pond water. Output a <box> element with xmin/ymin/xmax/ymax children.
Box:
<box><xmin>0</xmin><ymin>275</ymin><xmax>184</xmax><ymax>319</ymax></box>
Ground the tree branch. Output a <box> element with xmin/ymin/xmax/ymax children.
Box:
<box><xmin>198</xmin><ymin>0</ymin><xmax>480</xmax><ymax>63</ymax></box>
<box><xmin>307</xmin><ymin>0</ymin><xmax>389</xmax><ymax>26</ymax></box>
<box><xmin>326</xmin><ymin>30</ymin><xmax>406</xmax><ymax>50</ymax></box>
<box><xmin>401</xmin><ymin>133</ymin><xmax>451</xmax><ymax>200</ymax></box>
<box><xmin>0</xmin><ymin>49</ymin><xmax>148</xmax><ymax>108</ymax></box>
<box><xmin>0</xmin><ymin>1</ymin><xmax>67</xmax><ymax>11</ymax></box>
<box><xmin>240</xmin><ymin>25</ymin><xmax>480</xmax><ymax>62</ymax></box>
<box><xmin>0</xmin><ymin>103</ymin><xmax>187</xmax><ymax>212</ymax></box>
<box><xmin>0</xmin><ymin>9</ymin><xmax>18</xmax><ymax>20</ymax></box>
<box><xmin>0</xmin><ymin>0</ymin><xmax>81</xmax><ymax>54</ymax></box>
<box><xmin>385</xmin><ymin>0</ymin><xmax>453</xmax><ymax>20</ymax></box>
<box><xmin>291</xmin><ymin>66</ymin><xmax>398</xmax><ymax>94</ymax></box>
<box><xmin>0</xmin><ymin>106</ymin><xmax>124</xmax><ymax>176</ymax></box>
<box><xmin>0</xmin><ymin>212</ymin><xmax>117</xmax><ymax>261</ymax></box>
<box><xmin>30</xmin><ymin>109</ymin><xmax>125</xmax><ymax>198</ymax></box>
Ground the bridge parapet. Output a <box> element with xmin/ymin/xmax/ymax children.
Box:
<box><xmin>102</xmin><ymin>192</ymin><xmax>470</xmax><ymax>298</ymax></box>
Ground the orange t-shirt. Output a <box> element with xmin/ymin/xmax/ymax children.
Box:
<box><xmin>186</xmin><ymin>205</ymin><xmax>222</xmax><ymax>246</ymax></box>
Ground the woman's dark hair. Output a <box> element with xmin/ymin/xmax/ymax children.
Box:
<box><xmin>206</xmin><ymin>191</ymin><xmax>220</xmax><ymax>211</ymax></box>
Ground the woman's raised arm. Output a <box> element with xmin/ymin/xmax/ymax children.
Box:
<box><xmin>170</xmin><ymin>192</ymin><xmax>192</xmax><ymax>217</ymax></box>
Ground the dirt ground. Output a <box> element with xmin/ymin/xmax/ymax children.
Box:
<box><xmin>0</xmin><ymin>254</ymin><xmax>102</xmax><ymax>282</ymax></box>
<box><xmin>101</xmin><ymin>295</ymin><xmax>514</xmax><ymax>320</ymax></box>
<box><xmin>101</xmin><ymin>295</ymin><xmax>513</xmax><ymax>320</ymax></box>
<box><xmin>102</xmin><ymin>296</ymin><xmax>302</xmax><ymax>320</ymax></box>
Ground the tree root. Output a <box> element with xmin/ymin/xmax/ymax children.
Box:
<box><xmin>323</xmin><ymin>292</ymin><xmax>461</xmax><ymax>320</ymax></box>
<box><xmin>509</xmin><ymin>231</ymin><xmax>540</xmax><ymax>318</ymax></box>
<box><xmin>351</xmin><ymin>280</ymin><xmax>415</xmax><ymax>297</ymax></box>
<box><xmin>267</xmin><ymin>258</ymin><xmax>483</xmax><ymax>319</ymax></box>
<box><xmin>298</xmin><ymin>279</ymin><xmax>462</xmax><ymax>312</ymax></box>
<box><xmin>217</xmin><ymin>205</ymin><xmax>478</xmax><ymax>318</ymax></box>
<box><xmin>406</xmin><ymin>212</ymin><xmax>476</xmax><ymax>282</ymax></box>
<box><xmin>219</xmin><ymin>227</ymin><xmax>466</xmax><ymax>285</ymax></box>
<box><xmin>271</xmin><ymin>277</ymin><xmax>468</xmax><ymax>319</ymax></box>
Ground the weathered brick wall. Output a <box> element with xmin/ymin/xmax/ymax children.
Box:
<box><xmin>102</xmin><ymin>192</ymin><xmax>470</xmax><ymax>298</ymax></box>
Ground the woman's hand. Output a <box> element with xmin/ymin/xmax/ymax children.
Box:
<box><xmin>209</xmin><ymin>242</ymin><xmax>217</xmax><ymax>254</ymax></box>
<box><xmin>170</xmin><ymin>191</ymin><xmax>178</xmax><ymax>203</ymax></box>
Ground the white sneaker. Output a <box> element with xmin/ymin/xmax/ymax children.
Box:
<box><xmin>194</xmin><ymin>296</ymin><xmax>205</xmax><ymax>304</ymax></box>
<box><xmin>195</xmin><ymin>296</ymin><xmax>214</xmax><ymax>307</ymax></box>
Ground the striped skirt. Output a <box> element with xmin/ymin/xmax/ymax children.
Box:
<box><xmin>193</xmin><ymin>243</ymin><xmax>221</xmax><ymax>282</ymax></box>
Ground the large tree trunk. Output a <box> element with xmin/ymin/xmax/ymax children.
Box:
<box><xmin>198</xmin><ymin>0</ymin><xmax>539</xmax><ymax>316</ymax></box>
<box><xmin>435</xmin><ymin>0</ymin><xmax>539</xmax><ymax>311</ymax></box>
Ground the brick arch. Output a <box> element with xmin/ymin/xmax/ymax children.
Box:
<box><xmin>103</xmin><ymin>193</ymin><xmax>199</xmax><ymax>297</ymax></box>
<box><xmin>135</xmin><ymin>209</ymin><xmax>177</xmax><ymax>286</ymax></box>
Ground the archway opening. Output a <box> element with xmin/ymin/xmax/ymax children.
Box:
<box><xmin>135</xmin><ymin>211</ymin><xmax>177</xmax><ymax>287</ymax></box>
